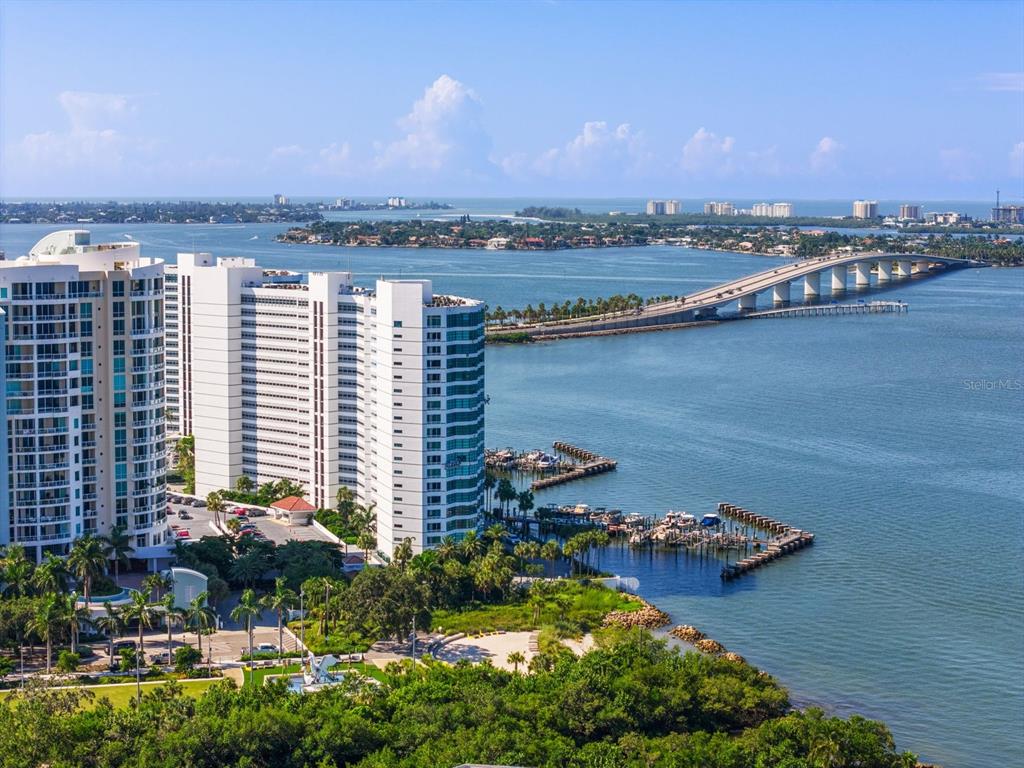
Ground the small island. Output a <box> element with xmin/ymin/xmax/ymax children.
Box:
<box><xmin>277</xmin><ymin>219</ymin><xmax>1024</xmax><ymax>266</ymax></box>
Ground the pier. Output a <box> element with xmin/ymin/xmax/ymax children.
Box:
<box><xmin>717</xmin><ymin>502</ymin><xmax>815</xmax><ymax>580</ymax></box>
<box><xmin>530</xmin><ymin>442</ymin><xmax>617</xmax><ymax>490</ymax></box>
<box><xmin>745</xmin><ymin>300</ymin><xmax>907</xmax><ymax>319</ymax></box>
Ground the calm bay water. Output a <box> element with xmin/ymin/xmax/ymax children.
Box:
<box><xmin>2</xmin><ymin>221</ymin><xmax>1022</xmax><ymax>767</ymax></box>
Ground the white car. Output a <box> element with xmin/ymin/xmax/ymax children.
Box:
<box><xmin>256</xmin><ymin>643</ymin><xmax>278</xmax><ymax>653</ymax></box>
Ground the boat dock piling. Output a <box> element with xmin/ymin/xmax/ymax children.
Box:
<box><xmin>717</xmin><ymin>502</ymin><xmax>815</xmax><ymax>580</ymax></box>
<box><xmin>530</xmin><ymin>442</ymin><xmax>617</xmax><ymax>490</ymax></box>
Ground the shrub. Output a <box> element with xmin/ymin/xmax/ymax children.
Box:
<box><xmin>173</xmin><ymin>645</ymin><xmax>202</xmax><ymax>674</ymax></box>
<box><xmin>56</xmin><ymin>651</ymin><xmax>80</xmax><ymax>673</ymax></box>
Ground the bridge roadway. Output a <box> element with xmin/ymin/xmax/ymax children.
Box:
<box><xmin>496</xmin><ymin>251</ymin><xmax>983</xmax><ymax>339</ymax></box>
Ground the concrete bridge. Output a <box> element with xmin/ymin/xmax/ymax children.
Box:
<box><xmin>490</xmin><ymin>252</ymin><xmax>984</xmax><ymax>339</ymax></box>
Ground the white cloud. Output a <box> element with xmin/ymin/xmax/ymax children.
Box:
<box><xmin>522</xmin><ymin>121</ymin><xmax>650</xmax><ymax>180</ymax></box>
<box><xmin>1010</xmin><ymin>141</ymin><xmax>1024</xmax><ymax>178</ymax></box>
<box><xmin>374</xmin><ymin>75</ymin><xmax>493</xmax><ymax>179</ymax></box>
<box><xmin>809</xmin><ymin>136</ymin><xmax>843</xmax><ymax>173</ymax></box>
<box><xmin>680</xmin><ymin>128</ymin><xmax>736</xmax><ymax>175</ymax></box>
<box><xmin>16</xmin><ymin>91</ymin><xmax>143</xmax><ymax>173</ymax></box>
<box><xmin>269</xmin><ymin>144</ymin><xmax>306</xmax><ymax>160</ymax></box>
<box><xmin>939</xmin><ymin>148</ymin><xmax>977</xmax><ymax>181</ymax></box>
<box><xmin>310</xmin><ymin>142</ymin><xmax>355</xmax><ymax>176</ymax></box>
<box><xmin>978</xmin><ymin>72</ymin><xmax>1024</xmax><ymax>93</ymax></box>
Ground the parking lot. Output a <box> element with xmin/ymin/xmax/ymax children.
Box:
<box><xmin>166</xmin><ymin>494</ymin><xmax>337</xmax><ymax>547</ymax></box>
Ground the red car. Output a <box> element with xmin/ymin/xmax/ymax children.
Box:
<box><xmin>175</xmin><ymin>529</ymin><xmax>191</xmax><ymax>538</ymax></box>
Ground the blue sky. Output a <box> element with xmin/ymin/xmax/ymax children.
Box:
<box><xmin>2</xmin><ymin>0</ymin><xmax>1022</xmax><ymax>200</ymax></box>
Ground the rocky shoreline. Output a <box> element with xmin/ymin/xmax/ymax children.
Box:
<box><xmin>602</xmin><ymin>597</ymin><xmax>671</xmax><ymax>630</ymax></box>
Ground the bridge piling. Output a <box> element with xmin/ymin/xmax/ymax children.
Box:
<box><xmin>831</xmin><ymin>265</ymin><xmax>847</xmax><ymax>292</ymax></box>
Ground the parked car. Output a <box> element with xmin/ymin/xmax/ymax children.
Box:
<box><xmin>191</xmin><ymin>499</ymin><xmax>206</xmax><ymax>508</ymax></box>
<box><xmin>177</xmin><ymin>510</ymin><xmax>192</xmax><ymax>519</ymax></box>
<box><xmin>175</xmin><ymin>529</ymin><xmax>191</xmax><ymax>538</ymax></box>
<box><xmin>246</xmin><ymin>507</ymin><xmax>266</xmax><ymax>517</ymax></box>
<box><xmin>150</xmin><ymin>651</ymin><xmax>172</xmax><ymax>665</ymax></box>
<box><xmin>256</xmin><ymin>643</ymin><xmax>278</xmax><ymax>653</ymax></box>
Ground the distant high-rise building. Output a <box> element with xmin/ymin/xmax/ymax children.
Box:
<box><xmin>165</xmin><ymin>255</ymin><xmax>485</xmax><ymax>555</ymax></box>
<box><xmin>273</xmin><ymin>194</ymin><xmax>288</xmax><ymax>206</ymax></box>
<box><xmin>751</xmin><ymin>203</ymin><xmax>793</xmax><ymax>218</ymax></box>
<box><xmin>852</xmin><ymin>200</ymin><xmax>879</xmax><ymax>219</ymax></box>
<box><xmin>899</xmin><ymin>204</ymin><xmax>921</xmax><ymax>221</ymax></box>
<box><xmin>645</xmin><ymin>199</ymin><xmax>681</xmax><ymax>215</ymax></box>
<box><xmin>991</xmin><ymin>205</ymin><xmax>1024</xmax><ymax>224</ymax></box>
<box><xmin>387</xmin><ymin>197</ymin><xmax>408</xmax><ymax>208</ymax></box>
<box><xmin>0</xmin><ymin>230</ymin><xmax>167</xmax><ymax>562</ymax></box>
<box><xmin>925</xmin><ymin>211</ymin><xmax>971</xmax><ymax>225</ymax></box>
<box><xmin>704</xmin><ymin>201</ymin><xmax>735</xmax><ymax>216</ymax></box>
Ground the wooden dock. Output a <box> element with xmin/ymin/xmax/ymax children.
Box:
<box><xmin>531</xmin><ymin>442</ymin><xmax>617</xmax><ymax>490</ymax></box>
<box><xmin>717</xmin><ymin>502</ymin><xmax>815</xmax><ymax>580</ymax></box>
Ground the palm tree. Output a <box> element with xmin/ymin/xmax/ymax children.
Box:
<box><xmin>356</xmin><ymin>530</ymin><xmax>376</xmax><ymax>564</ymax></box>
<box><xmin>95</xmin><ymin>602</ymin><xmax>126</xmax><ymax>662</ymax></box>
<box><xmin>483</xmin><ymin>523</ymin><xmax>506</xmax><ymax>546</ymax></box>
<box><xmin>60</xmin><ymin>592</ymin><xmax>93</xmax><ymax>654</ymax></box>
<box><xmin>507</xmin><ymin>650</ymin><xmax>526</xmax><ymax>674</ymax></box>
<box><xmin>541</xmin><ymin>540</ymin><xmax>561</xmax><ymax>577</ymax></box>
<box><xmin>230</xmin><ymin>588</ymin><xmax>264</xmax><ymax>683</ymax></box>
<box><xmin>207</xmin><ymin>491</ymin><xmax>226</xmax><ymax>529</ymax></box>
<box><xmin>160</xmin><ymin>593</ymin><xmax>185</xmax><ymax>669</ymax></box>
<box><xmin>185</xmin><ymin>592</ymin><xmax>216</xmax><ymax>658</ymax></box>
<box><xmin>66</xmin><ymin>535</ymin><xmax>106</xmax><ymax>604</ymax></box>
<box><xmin>100</xmin><ymin>526</ymin><xmax>134</xmax><ymax>581</ymax></box>
<box><xmin>31</xmin><ymin>552</ymin><xmax>69</xmax><ymax>595</ymax></box>
<box><xmin>27</xmin><ymin>595</ymin><xmax>62</xmax><ymax>673</ymax></box>
<box><xmin>393</xmin><ymin>538</ymin><xmax>413</xmax><ymax>571</ymax></box>
<box><xmin>436</xmin><ymin>536</ymin><xmax>458</xmax><ymax>563</ymax></box>
<box><xmin>483</xmin><ymin>473</ymin><xmax>496</xmax><ymax>514</ymax></box>
<box><xmin>0</xmin><ymin>545</ymin><xmax>34</xmax><ymax>597</ymax></box>
<box><xmin>122</xmin><ymin>589</ymin><xmax>157</xmax><ymax>661</ymax></box>
<box><xmin>142</xmin><ymin>571</ymin><xmax>173</xmax><ymax>602</ymax></box>
<box><xmin>459</xmin><ymin>530</ymin><xmax>483</xmax><ymax>562</ymax></box>
<box><xmin>264</xmin><ymin>577</ymin><xmax>296</xmax><ymax>666</ymax></box>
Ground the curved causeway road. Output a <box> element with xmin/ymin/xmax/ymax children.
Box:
<box><xmin>492</xmin><ymin>251</ymin><xmax>984</xmax><ymax>339</ymax></box>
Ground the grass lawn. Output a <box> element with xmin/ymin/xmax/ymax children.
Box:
<box><xmin>242</xmin><ymin>661</ymin><xmax>385</xmax><ymax>687</ymax></box>
<box><xmin>431</xmin><ymin>582</ymin><xmax>640</xmax><ymax>635</ymax></box>
<box><xmin>0</xmin><ymin>678</ymin><xmax>222</xmax><ymax>709</ymax></box>
<box><xmin>285</xmin><ymin>622</ymin><xmax>375</xmax><ymax>655</ymax></box>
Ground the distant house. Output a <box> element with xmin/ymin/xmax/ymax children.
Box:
<box><xmin>270</xmin><ymin>495</ymin><xmax>316</xmax><ymax>525</ymax></box>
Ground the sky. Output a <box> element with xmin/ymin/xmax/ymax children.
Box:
<box><xmin>1</xmin><ymin>0</ymin><xmax>1022</xmax><ymax>201</ymax></box>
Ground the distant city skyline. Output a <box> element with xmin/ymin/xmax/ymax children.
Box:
<box><xmin>1</xmin><ymin>0</ymin><xmax>1022</xmax><ymax>199</ymax></box>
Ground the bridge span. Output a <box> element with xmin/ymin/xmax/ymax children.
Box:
<box><xmin>489</xmin><ymin>252</ymin><xmax>983</xmax><ymax>339</ymax></box>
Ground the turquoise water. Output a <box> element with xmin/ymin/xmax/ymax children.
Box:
<box><xmin>2</xmin><ymin>221</ymin><xmax>1022</xmax><ymax>767</ymax></box>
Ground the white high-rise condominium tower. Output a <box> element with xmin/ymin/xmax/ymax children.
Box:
<box><xmin>166</xmin><ymin>255</ymin><xmax>485</xmax><ymax>555</ymax></box>
<box><xmin>852</xmin><ymin>200</ymin><xmax>879</xmax><ymax>219</ymax></box>
<box><xmin>0</xmin><ymin>231</ymin><xmax>168</xmax><ymax>562</ymax></box>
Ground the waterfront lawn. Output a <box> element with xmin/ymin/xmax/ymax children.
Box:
<box><xmin>0</xmin><ymin>679</ymin><xmax>221</xmax><ymax>710</ymax></box>
<box><xmin>431</xmin><ymin>581</ymin><xmax>639</xmax><ymax>635</ymax></box>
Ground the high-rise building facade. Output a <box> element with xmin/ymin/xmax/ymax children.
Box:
<box><xmin>645</xmin><ymin>199</ymin><xmax>681</xmax><ymax>215</ymax></box>
<box><xmin>852</xmin><ymin>200</ymin><xmax>879</xmax><ymax>219</ymax></box>
<box><xmin>166</xmin><ymin>255</ymin><xmax>485</xmax><ymax>555</ymax></box>
<box><xmin>898</xmin><ymin>204</ymin><xmax>921</xmax><ymax>221</ymax></box>
<box><xmin>0</xmin><ymin>231</ymin><xmax>168</xmax><ymax>561</ymax></box>
<box><xmin>751</xmin><ymin>202</ymin><xmax>793</xmax><ymax>218</ymax></box>
<box><xmin>704</xmin><ymin>201</ymin><xmax>735</xmax><ymax>216</ymax></box>
<box><xmin>991</xmin><ymin>205</ymin><xmax>1024</xmax><ymax>224</ymax></box>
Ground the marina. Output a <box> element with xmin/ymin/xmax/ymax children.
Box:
<box><xmin>485</xmin><ymin>442</ymin><xmax>618</xmax><ymax>490</ymax></box>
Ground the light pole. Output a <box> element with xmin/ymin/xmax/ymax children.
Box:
<box><xmin>299</xmin><ymin>590</ymin><xmax>305</xmax><ymax>652</ymax></box>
